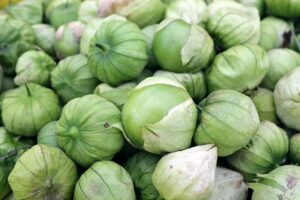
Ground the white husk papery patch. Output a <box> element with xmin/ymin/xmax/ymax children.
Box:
<box><xmin>153</xmin><ymin>145</ymin><xmax>217</xmax><ymax>200</ymax></box>
<box><xmin>98</xmin><ymin>0</ymin><xmax>154</xmax><ymax>17</ymax></box>
<box><xmin>155</xmin><ymin>18</ymin><xmax>175</xmax><ymax>33</ymax></box>
<box><xmin>142</xmin><ymin>98</ymin><xmax>196</xmax><ymax>154</ymax></box>
<box><xmin>181</xmin><ymin>25</ymin><xmax>204</xmax><ymax>66</ymax></box>
<box><xmin>78</xmin><ymin>0</ymin><xmax>99</xmax><ymax>23</ymax></box>
<box><xmin>109</xmin><ymin>0</ymin><xmax>146</xmax><ymax>16</ymax></box>
<box><xmin>166</xmin><ymin>0</ymin><xmax>208</xmax><ymax>25</ymax></box>
<box><xmin>207</xmin><ymin>1</ymin><xmax>260</xmax><ymax>48</ymax></box>
<box><xmin>207</xmin><ymin>167</ymin><xmax>248</xmax><ymax>200</ymax></box>
<box><xmin>250</xmin><ymin>165</ymin><xmax>300</xmax><ymax>199</ymax></box>
<box><xmin>135</xmin><ymin>77</ymin><xmax>186</xmax><ymax>91</ymax></box>
<box><xmin>181</xmin><ymin>25</ymin><xmax>213</xmax><ymax>69</ymax></box>
<box><xmin>208</xmin><ymin>1</ymin><xmax>251</xmax><ymax>17</ymax></box>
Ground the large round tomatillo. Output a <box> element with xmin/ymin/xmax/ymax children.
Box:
<box><xmin>207</xmin><ymin>44</ymin><xmax>269</xmax><ymax>93</ymax></box>
<box><xmin>51</xmin><ymin>54</ymin><xmax>98</xmax><ymax>103</ymax></box>
<box><xmin>227</xmin><ymin>121</ymin><xmax>289</xmax><ymax>181</ymax></box>
<box><xmin>206</xmin><ymin>1</ymin><xmax>260</xmax><ymax>49</ymax></box>
<box><xmin>2</xmin><ymin>83</ymin><xmax>61</xmax><ymax>136</ymax></box>
<box><xmin>56</xmin><ymin>94</ymin><xmax>124</xmax><ymax>167</ymax></box>
<box><xmin>74</xmin><ymin>161</ymin><xmax>135</xmax><ymax>200</ymax></box>
<box><xmin>88</xmin><ymin>19</ymin><xmax>148</xmax><ymax>86</ymax></box>
<box><xmin>8</xmin><ymin>145</ymin><xmax>77</xmax><ymax>200</ymax></box>
<box><xmin>194</xmin><ymin>89</ymin><xmax>260</xmax><ymax>156</ymax></box>
<box><xmin>153</xmin><ymin>19</ymin><xmax>214</xmax><ymax>73</ymax></box>
<box><xmin>122</xmin><ymin>77</ymin><xmax>198</xmax><ymax>154</ymax></box>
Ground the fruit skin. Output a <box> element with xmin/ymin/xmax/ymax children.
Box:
<box><xmin>124</xmin><ymin>151</ymin><xmax>161</xmax><ymax>200</ymax></box>
<box><xmin>261</xmin><ymin>48</ymin><xmax>300</xmax><ymax>90</ymax></box>
<box><xmin>80</xmin><ymin>15</ymin><xmax>126</xmax><ymax>55</ymax></box>
<box><xmin>153</xmin><ymin>19</ymin><xmax>214</xmax><ymax>73</ymax></box>
<box><xmin>88</xmin><ymin>20</ymin><xmax>148</xmax><ymax>86</ymax></box>
<box><xmin>5</xmin><ymin>0</ymin><xmax>43</xmax><ymax>25</ymax></box>
<box><xmin>32</xmin><ymin>24</ymin><xmax>56</xmax><ymax>56</ymax></box>
<box><xmin>0</xmin><ymin>127</ymin><xmax>31</xmax><ymax>199</ymax></box>
<box><xmin>250</xmin><ymin>165</ymin><xmax>300</xmax><ymax>200</ymax></box>
<box><xmin>74</xmin><ymin>161</ymin><xmax>136</xmax><ymax>200</ymax></box>
<box><xmin>51</xmin><ymin>54</ymin><xmax>98</xmax><ymax>103</ymax></box>
<box><xmin>0</xmin><ymin>17</ymin><xmax>35</xmax><ymax>75</ymax></box>
<box><xmin>94</xmin><ymin>82</ymin><xmax>137</xmax><ymax>110</ymax></box>
<box><xmin>98</xmin><ymin>0</ymin><xmax>166</xmax><ymax>28</ymax></box>
<box><xmin>2</xmin><ymin>83</ymin><xmax>61</xmax><ymax>136</ymax></box>
<box><xmin>207</xmin><ymin>44</ymin><xmax>269</xmax><ymax>93</ymax></box>
<box><xmin>259</xmin><ymin>17</ymin><xmax>292</xmax><ymax>51</ymax></box>
<box><xmin>227</xmin><ymin>121</ymin><xmax>289</xmax><ymax>181</ymax></box>
<box><xmin>46</xmin><ymin>0</ymin><xmax>81</xmax><ymax>29</ymax></box>
<box><xmin>274</xmin><ymin>67</ymin><xmax>300</xmax><ymax>131</ymax></box>
<box><xmin>8</xmin><ymin>144</ymin><xmax>78</xmax><ymax>200</ymax></box>
<box><xmin>142</xmin><ymin>24</ymin><xmax>159</xmax><ymax>70</ymax></box>
<box><xmin>37</xmin><ymin>121</ymin><xmax>57</xmax><ymax>148</ymax></box>
<box><xmin>54</xmin><ymin>21</ymin><xmax>85</xmax><ymax>59</ymax></box>
<box><xmin>152</xmin><ymin>145</ymin><xmax>218</xmax><ymax>200</ymax></box>
<box><xmin>250</xmin><ymin>88</ymin><xmax>278</xmax><ymax>124</ymax></box>
<box><xmin>207</xmin><ymin>167</ymin><xmax>248</xmax><ymax>200</ymax></box>
<box><xmin>56</xmin><ymin>95</ymin><xmax>124</xmax><ymax>167</ymax></box>
<box><xmin>265</xmin><ymin>0</ymin><xmax>300</xmax><ymax>18</ymax></box>
<box><xmin>122</xmin><ymin>77</ymin><xmax>197</xmax><ymax>154</ymax></box>
<box><xmin>206</xmin><ymin>1</ymin><xmax>260</xmax><ymax>49</ymax></box>
<box><xmin>194</xmin><ymin>89</ymin><xmax>260</xmax><ymax>157</ymax></box>
<box><xmin>14</xmin><ymin>50</ymin><xmax>56</xmax><ymax>86</ymax></box>
<box><xmin>154</xmin><ymin>70</ymin><xmax>207</xmax><ymax>102</ymax></box>
<box><xmin>165</xmin><ymin>0</ymin><xmax>208</xmax><ymax>25</ymax></box>
<box><xmin>289</xmin><ymin>134</ymin><xmax>300</xmax><ymax>164</ymax></box>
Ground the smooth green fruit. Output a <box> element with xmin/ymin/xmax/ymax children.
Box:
<box><xmin>37</xmin><ymin>121</ymin><xmax>57</xmax><ymax>147</ymax></box>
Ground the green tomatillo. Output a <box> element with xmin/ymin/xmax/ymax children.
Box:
<box><xmin>153</xmin><ymin>19</ymin><xmax>214</xmax><ymax>73</ymax></box>
<box><xmin>122</xmin><ymin>77</ymin><xmax>198</xmax><ymax>154</ymax></box>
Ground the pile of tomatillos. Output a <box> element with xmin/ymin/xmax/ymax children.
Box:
<box><xmin>1</xmin><ymin>0</ymin><xmax>300</xmax><ymax>199</ymax></box>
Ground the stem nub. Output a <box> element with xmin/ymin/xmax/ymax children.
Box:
<box><xmin>96</xmin><ymin>43</ymin><xmax>109</xmax><ymax>52</ymax></box>
<box><xmin>24</xmin><ymin>83</ymin><xmax>32</xmax><ymax>96</ymax></box>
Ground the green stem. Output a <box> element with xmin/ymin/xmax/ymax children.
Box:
<box><xmin>34</xmin><ymin>45</ymin><xmax>43</xmax><ymax>52</ymax></box>
<box><xmin>196</xmin><ymin>104</ymin><xmax>203</xmax><ymax>111</ymax></box>
<box><xmin>0</xmin><ymin>145</ymin><xmax>30</xmax><ymax>162</ymax></box>
<box><xmin>24</xmin><ymin>83</ymin><xmax>32</xmax><ymax>96</ymax></box>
